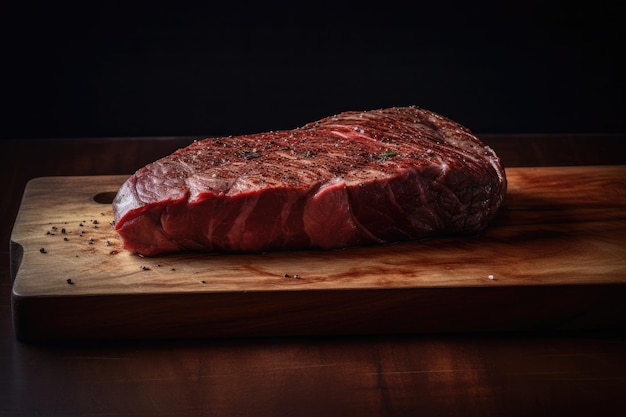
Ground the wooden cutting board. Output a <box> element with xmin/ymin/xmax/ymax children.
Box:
<box><xmin>10</xmin><ymin>166</ymin><xmax>626</xmax><ymax>342</ymax></box>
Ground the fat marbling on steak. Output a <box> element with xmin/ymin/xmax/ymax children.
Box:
<box><xmin>112</xmin><ymin>106</ymin><xmax>507</xmax><ymax>256</ymax></box>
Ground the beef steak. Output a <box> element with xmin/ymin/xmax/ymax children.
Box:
<box><xmin>113</xmin><ymin>106</ymin><xmax>507</xmax><ymax>256</ymax></box>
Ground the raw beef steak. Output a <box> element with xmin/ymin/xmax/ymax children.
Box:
<box><xmin>113</xmin><ymin>106</ymin><xmax>507</xmax><ymax>256</ymax></box>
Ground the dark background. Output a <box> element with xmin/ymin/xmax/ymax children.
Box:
<box><xmin>1</xmin><ymin>1</ymin><xmax>624</xmax><ymax>139</ymax></box>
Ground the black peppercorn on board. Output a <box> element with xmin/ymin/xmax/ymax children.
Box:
<box><xmin>10</xmin><ymin>167</ymin><xmax>626</xmax><ymax>342</ymax></box>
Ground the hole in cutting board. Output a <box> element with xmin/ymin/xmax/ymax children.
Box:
<box><xmin>93</xmin><ymin>191</ymin><xmax>117</xmax><ymax>204</ymax></box>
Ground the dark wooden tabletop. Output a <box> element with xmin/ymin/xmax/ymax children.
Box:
<box><xmin>2</xmin><ymin>134</ymin><xmax>626</xmax><ymax>417</ymax></box>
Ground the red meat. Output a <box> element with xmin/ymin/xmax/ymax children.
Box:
<box><xmin>113</xmin><ymin>106</ymin><xmax>507</xmax><ymax>256</ymax></box>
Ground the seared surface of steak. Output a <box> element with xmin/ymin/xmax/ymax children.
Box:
<box><xmin>113</xmin><ymin>106</ymin><xmax>507</xmax><ymax>256</ymax></box>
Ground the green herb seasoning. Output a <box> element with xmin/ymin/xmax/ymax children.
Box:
<box><xmin>377</xmin><ymin>151</ymin><xmax>397</xmax><ymax>161</ymax></box>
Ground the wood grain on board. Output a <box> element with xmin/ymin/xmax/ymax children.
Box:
<box><xmin>10</xmin><ymin>166</ymin><xmax>626</xmax><ymax>341</ymax></box>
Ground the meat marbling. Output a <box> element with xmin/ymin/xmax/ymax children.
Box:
<box><xmin>113</xmin><ymin>106</ymin><xmax>507</xmax><ymax>256</ymax></box>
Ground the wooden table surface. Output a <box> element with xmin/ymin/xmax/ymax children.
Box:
<box><xmin>2</xmin><ymin>134</ymin><xmax>626</xmax><ymax>417</ymax></box>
